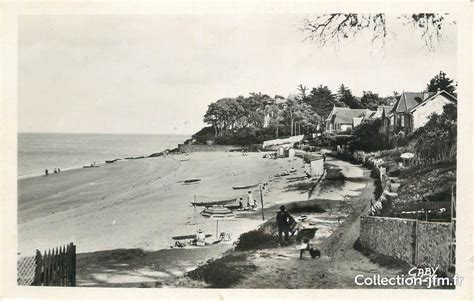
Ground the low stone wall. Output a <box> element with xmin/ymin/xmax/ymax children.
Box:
<box><xmin>417</xmin><ymin>221</ymin><xmax>452</xmax><ymax>272</ymax></box>
<box><xmin>177</xmin><ymin>144</ymin><xmax>247</xmax><ymax>153</ymax></box>
<box><xmin>360</xmin><ymin>216</ymin><xmax>452</xmax><ymax>273</ymax></box>
<box><xmin>360</xmin><ymin>216</ymin><xmax>416</xmax><ymax>264</ymax></box>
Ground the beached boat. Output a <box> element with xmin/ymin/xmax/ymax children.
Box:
<box><xmin>172</xmin><ymin>234</ymin><xmax>212</xmax><ymax>240</ymax></box>
<box><xmin>191</xmin><ymin>198</ymin><xmax>237</xmax><ymax>207</ymax></box>
<box><xmin>183</xmin><ymin>179</ymin><xmax>201</xmax><ymax>185</ymax></box>
<box><xmin>105</xmin><ymin>159</ymin><xmax>119</xmax><ymax>163</ymax></box>
<box><xmin>180</xmin><ymin>158</ymin><xmax>190</xmax><ymax>162</ymax></box>
<box><xmin>232</xmin><ymin>183</ymin><xmax>260</xmax><ymax>190</ymax></box>
<box><xmin>83</xmin><ymin>165</ymin><xmax>99</xmax><ymax>168</ymax></box>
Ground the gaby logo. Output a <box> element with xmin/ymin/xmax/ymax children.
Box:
<box><xmin>407</xmin><ymin>267</ymin><xmax>439</xmax><ymax>278</ymax></box>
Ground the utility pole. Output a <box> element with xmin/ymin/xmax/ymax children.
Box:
<box><xmin>260</xmin><ymin>186</ymin><xmax>265</xmax><ymax>221</ymax></box>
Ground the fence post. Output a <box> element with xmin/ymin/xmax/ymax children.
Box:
<box><xmin>71</xmin><ymin>243</ymin><xmax>76</xmax><ymax>287</ymax></box>
<box><xmin>414</xmin><ymin>220</ymin><xmax>418</xmax><ymax>266</ymax></box>
<box><xmin>33</xmin><ymin>250</ymin><xmax>42</xmax><ymax>286</ymax></box>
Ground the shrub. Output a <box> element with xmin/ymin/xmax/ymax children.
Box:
<box><xmin>235</xmin><ymin>230</ymin><xmax>279</xmax><ymax>251</ymax></box>
<box><xmin>187</xmin><ymin>253</ymin><xmax>256</xmax><ymax>288</ymax></box>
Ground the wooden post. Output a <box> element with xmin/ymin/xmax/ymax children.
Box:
<box><xmin>33</xmin><ymin>250</ymin><xmax>42</xmax><ymax>286</ymax></box>
<box><xmin>260</xmin><ymin>186</ymin><xmax>265</xmax><ymax>221</ymax></box>
<box><xmin>70</xmin><ymin>243</ymin><xmax>76</xmax><ymax>287</ymax></box>
<box><xmin>215</xmin><ymin>220</ymin><xmax>219</xmax><ymax>239</ymax></box>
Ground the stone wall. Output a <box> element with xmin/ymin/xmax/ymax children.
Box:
<box><xmin>360</xmin><ymin>216</ymin><xmax>416</xmax><ymax>264</ymax></box>
<box><xmin>417</xmin><ymin>221</ymin><xmax>452</xmax><ymax>272</ymax></box>
<box><xmin>360</xmin><ymin>216</ymin><xmax>453</xmax><ymax>272</ymax></box>
<box><xmin>177</xmin><ymin>144</ymin><xmax>246</xmax><ymax>153</ymax></box>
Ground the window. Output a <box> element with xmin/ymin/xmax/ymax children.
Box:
<box><xmin>401</xmin><ymin>114</ymin><xmax>405</xmax><ymax>127</ymax></box>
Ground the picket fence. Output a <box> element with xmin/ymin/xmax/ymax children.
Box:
<box><xmin>17</xmin><ymin>243</ymin><xmax>76</xmax><ymax>286</ymax></box>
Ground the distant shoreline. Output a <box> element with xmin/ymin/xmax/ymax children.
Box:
<box><xmin>17</xmin><ymin>132</ymin><xmax>190</xmax><ymax>179</ymax></box>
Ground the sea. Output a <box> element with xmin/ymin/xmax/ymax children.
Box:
<box><xmin>18</xmin><ymin>133</ymin><xmax>190</xmax><ymax>179</ymax></box>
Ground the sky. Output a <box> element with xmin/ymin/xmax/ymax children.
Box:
<box><xmin>18</xmin><ymin>14</ymin><xmax>457</xmax><ymax>135</ymax></box>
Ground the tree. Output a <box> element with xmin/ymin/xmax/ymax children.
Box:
<box><xmin>426</xmin><ymin>71</ymin><xmax>457</xmax><ymax>96</ymax></box>
<box><xmin>412</xmin><ymin>103</ymin><xmax>457</xmax><ymax>165</ymax></box>
<box><xmin>297</xmin><ymin>84</ymin><xmax>309</xmax><ymax>102</ymax></box>
<box><xmin>301</xmin><ymin>13</ymin><xmax>454</xmax><ymax>52</ymax></box>
<box><xmin>360</xmin><ymin>91</ymin><xmax>381</xmax><ymax>110</ymax></box>
<box><xmin>305</xmin><ymin>85</ymin><xmax>337</xmax><ymax>119</ymax></box>
<box><xmin>350</xmin><ymin>119</ymin><xmax>387</xmax><ymax>152</ymax></box>
<box><xmin>337</xmin><ymin>84</ymin><xmax>363</xmax><ymax>109</ymax></box>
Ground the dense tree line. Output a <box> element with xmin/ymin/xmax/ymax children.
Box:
<box><xmin>197</xmin><ymin>71</ymin><xmax>455</xmax><ymax>146</ymax></box>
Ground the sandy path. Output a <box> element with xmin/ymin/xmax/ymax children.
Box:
<box><xmin>235</xmin><ymin>158</ymin><xmax>416</xmax><ymax>289</ymax></box>
<box><xmin>18</xmin><ymin>152</ymin><xmax>309</xmax><ymax>256</ymax></box>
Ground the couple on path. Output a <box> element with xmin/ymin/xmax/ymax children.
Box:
<box><xmin>276</xmin><ymin>205</ymin><xmax>293</xmax><ymax>243</ymax></box>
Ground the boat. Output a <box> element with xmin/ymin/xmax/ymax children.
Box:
<box><xmin>225</xmin><ymin>205</ymin><xmax>242</xmax><ymax>210</ymax></box>
<box><xmin>183</xmin><ymin>179</ymin><xmax>201</xmax><ymax>185</ymax></box>
<box><xmin>180</xmin><ymin>158</ymin><xmax>190</xmax><ymax>162</ymax></box>
<box><xmin>232</xmin><ymin>183</ymin><xmax>260</xmax><ymax>190</ymax></box>
<box><xmin>83</xmin><ymin>165</ymin><xmax>99</xmax><ymax>168</ymax></box>
<box><xmin>191</xmin><ymin>198</ymin><xmax>237</xmax><ymax>207</ymax></box>
<box><xmin>105</xmin><ymin>159</ymin><xmax>119</xmax><ymax>163</ymax></box>
<box><xmin>172</xmin><ymin>234</ymin><xmax>212</xmax><ymax>240</ymax></box>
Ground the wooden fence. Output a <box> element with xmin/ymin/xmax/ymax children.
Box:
<box><xmin>33</xmin><ymin>242</ymin><xmax>76</xmax><ymax>286</ymax></box>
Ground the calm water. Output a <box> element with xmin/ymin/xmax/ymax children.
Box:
<box><xmin>18</xmin><ymin>133</ymin><xmax>189</xmax><ymax>178</ymax></box>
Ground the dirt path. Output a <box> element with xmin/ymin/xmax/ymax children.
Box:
<box><xmin>235</xmin><ymin>167</ymin><xmax>415</xmax><ymax>289</ymax></box>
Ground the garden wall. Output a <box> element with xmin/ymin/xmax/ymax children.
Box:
<box><xmin>360</xmin><ymin>216</ymin><xmax>416</xmax><ymax>264</ymax></box>
<box><xmin>416</xmin><ymin>221</ymin><xmax>452</xmax><ymax>272</ymax></box>
<box><xmin>360</xmin><ymin>216</ymin><xmax>452</xmax><ymax>273</ymax></box>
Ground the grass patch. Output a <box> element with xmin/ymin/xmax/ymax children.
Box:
<box><xmin>187</xmin><ymin>253</ymin><xmax>256</xmax><ymax>288</ymax></box>
<box><xmin>235</xmin><ymin>230</ymin><xmax>280</xmax><ymax>251</ymax></box>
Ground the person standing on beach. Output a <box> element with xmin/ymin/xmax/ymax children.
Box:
<box><xmin>58</xmin><ymin>168</ymin><xmax>61</xmax><ymax>173</ymax></box>
<box><xmin>276</xmin><ymin>205</ymin><xmax>291</xmax><ymax>244</ymax></box>
<box><xmin>247</xmin><ymin>190</ymin><xmax>253</xmax><ymax>205</ymax></box>
<box><xmin>45</xmin><ymin>168</ymin><xmax>49</xmax><ymax>176</ymax></box>
<box><xmin>239</xmin><ymin>198</ymin><xmax>244</xmax><ymax>210</ymax></box>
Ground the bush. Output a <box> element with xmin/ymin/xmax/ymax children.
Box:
<box><xmin>187</xmin><ymin>253</ymin><xmax>256</xmax><ymax>288</ymax></box>
<box><xmin>235</xmin><ymin>230</ymin><xmax>279</xmax><ymax>251</ymax></box>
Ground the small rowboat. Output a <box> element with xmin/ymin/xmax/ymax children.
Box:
<box><xmin>172</xmin><ymin>234</ymin><xmax>212</xmax><ymax>240</ymax></box>
<box><xmin>232</xmin><ymin>183</ymin><xmax>260</xmax><ymax>190</ymax></box>
<box><xmin>183</xmin><ymin>179</ymin><xmax>201</xmax><ymax>185</ymax></box>
<box><xmin>180</xmin><ymin>158</ymin><xmax>190</xmax><ymax>162</ymax></box>
<box><xmin>191</xmin><ymin>198</ymin><xmax>236</xmax><ymax>207</ymax></box>
<box><xmin>105</xmin><ymin>159</ymin><xmax>119</xmax><ymax>163</ymax></box>
<box><xmin>83</xmin><ymin>165</ymin><xmax>99</xmax><ymax>168</ymax></box>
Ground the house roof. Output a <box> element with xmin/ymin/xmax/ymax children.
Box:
<box><xmin>409</xmin><ymin>90</ymin><xmax>457</xmax><ymax>113</ymax></box>
<box><xmin>392</xmin><ymin>92</ymin><xmax>436</xmax><ymax>113</ymax></box>
<box><xmin>370</xmin><ymin>105</ymin><xmax>393</xmax><ymax>119</ymax></box>
<box><xmin>325</xmin><ymin>107</ymin><xmax>372</xmax><ymax>124</ymax></box>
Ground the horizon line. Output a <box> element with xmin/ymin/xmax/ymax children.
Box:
<box><xmin>18</xmin><ymin>131</ymin><xmax>194</xmax><ymax>136</ymax></box>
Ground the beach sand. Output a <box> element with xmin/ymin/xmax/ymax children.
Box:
<box><xmin>18</xmin><ymin>151</ymin><xmax>314</xmax><ymax>257</ymax></box>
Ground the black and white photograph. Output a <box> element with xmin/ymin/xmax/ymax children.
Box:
<box><xmin>1</xmin><ymin>0</ymin><xmax>472</xmax><ymax>300</ymax></box>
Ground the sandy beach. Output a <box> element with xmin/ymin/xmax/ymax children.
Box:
<box><xmin>18</xmin><ymin>151</ymin><xmax>319</xmax><ymax>256</ymax></box>
<box><xmin>18</xmin><ymin>150</ymin><xmax>376</xmax><ymax>287</ymax></box>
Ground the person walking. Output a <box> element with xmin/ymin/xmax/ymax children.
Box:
<box><xmin>276</xmin><ymin>205</ymin><xmax>291</xmax><ymax>244</ymax></box>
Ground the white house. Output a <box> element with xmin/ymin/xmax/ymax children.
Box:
<box><xmin>409</xmin><ymin>90</ymin><xmax>457</xmax><ymax>130</ymax></box>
